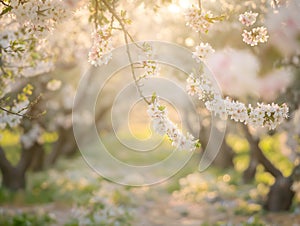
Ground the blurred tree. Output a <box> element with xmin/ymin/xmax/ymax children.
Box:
<box><xmin>0</xmin><ymin>0</ymin><xmax>299</xmax><ymax>214</ymax></box>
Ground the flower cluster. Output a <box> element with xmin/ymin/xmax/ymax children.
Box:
<box><xmin>88</xmin><ymin>25</ymin><xmax>113</xmax><ymax>67</ymax></box>
<box><xmin>192</xmin><ymin>43</ymin><xmax>215</xmax><ymax>62</ymax></box>
<box><xmin>0</xmin><ymin>26</ymin><xmax>53</xmax><ymax>80</ymax></box>
<box><xmin>172</xmin><ymin>172</ymin><xmax>235</xmax><ymax>203</ymax></box>
<box><xmin>10</xmin><ymin>0</ymin><xmax>69</xmax><ymax>37</ymax></box>
<box><xmin>69</xmin><ymin>182</ymin><xmax>133</xmax><ymax>226</ymax></box>
<box><xmin>239</xmin><ymin>11</ymin><xmax>269</xmax><ymax>46</ymax></box>
<box><xmin>184</xmin><ymin>6</ymin><xmax>215</xmax><ymax>33</ymax></box>
<box><xmin>239</xmin><ymin>11</ymin><xmax>258</xmax><ymax>27</ymax></box>
<box><xmin>138</xmin><ymin>60</ymin><xmax>159</xmax><ymax>79</ymax></box>
<box><xmin>147</xmin><ymin>97</ymin><xmax>199</xmax><ymax>151</ymax></box>
<box><xmin>242</xmin><ymin>27</ymin><xmax>269</xmax><ymax>46</ymax></box>
<box><xmin>186</xmin><ymin>73</ymin><xmax>289</xmax><ymax>130</ymax></box>
<box><xmin>135</xmin><ymin>44</ymin><xmax>159</xmax><ymax>79</ymax></box>
<box><xmin>0</xmin><ymin>99</ymin><xmax>30</xmax><ymax>129</ymax></box>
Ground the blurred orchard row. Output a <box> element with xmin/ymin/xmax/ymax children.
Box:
<box><xmin>0</xmin><ymin>0</ymin><xmax>300</xmax><ymax>220</ymax></box>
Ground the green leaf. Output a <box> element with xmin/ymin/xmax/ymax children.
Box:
<box><xmin>151</xmin><ymin>92</ymin><xmax>157</xmax><ymax>103</ymax></box>
<box><xmin>195</xmin><ymin>141</ymin><xmax>201</xmax><ymax>148</ymax></box>
<box><xmin>158</xmin><ymin>105</ymin><xmax>165</xmax><ymax>111</ymax></box>
<box><xmin>120</xmin><ymin>10</ymin><xmax>126</xmax><ymax>18</ymax></box>
<box><xmin>0</xmin><ymin>6</ymin><xmax>12</xmax><ymax>17</ymax></box>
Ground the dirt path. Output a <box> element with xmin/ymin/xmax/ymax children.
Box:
<box><xmin>2</xmin><ymin>186</ymin><xmax>300</xmax><ymax>226</ymax></box>
<box><xmin>131</xmin><ymin>186</ymin><xmax>300</xmax><ymax>226</ymax></box>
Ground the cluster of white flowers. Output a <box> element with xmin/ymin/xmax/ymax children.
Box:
<box><xmin>138</xmin><ymin>60</ymin><xmax>159</xmax><ymax>79</ymax></box>
<box><xmin>173</xmin><ymin>172</ymin><xmax>234</xmax><ymax>203</ymax></box>
<box><xmin>186</xmin><ymin>73</ymin><xmax>289</xmax><ymax>130</ymax></box>
<box><xmin>88</xmin><ymin>25</ymin><xmax>113</xmax><ymax>67</ymax></box>
<box><xmin>147</xmin><ymin>97</ymin><xmax>199</xmax><ymax>151</ymax></box>
<box><xmin>10</xmin><ymin>0</ymin><xmax>69</xmax><ymax>37</ymax></box>
<box><xmin>69</xmin><ymin>182</ymin><xmax>133</xmax><ymax>226</ymax></box>
<box><xmin>239</xmin><ymin>11</ymin><xmax>258</xmax><ymax>27</ymax></box>
<box><xmin>242</xmin><ymin>27</ymin><xmax>269</xmax><ymax>46</ymax></box>
<box><xmin>184</xmin><ymin>6</ymin><xmax>214</xmax><ymax>33</ymax></box>
<box><xmin>21</xmin><ymin>124</ymin><xmax>43</xmax><ymax>149</ymax></box>
<box><xmin>192</xmin><ymin>42</ymin><xmax>215</xmax><ymax>62</ymax></box>
<box><xmin>239</xmin><ymin>11</ymin><xmax>269</xmax><ymax>46</ymax></box>
<box><xmin>136</xmin><ymin>44</ymin><xmax>159</xmax><ymax>79</ymax></box>
<box><xmin>0</xmin><ymin>99</ymin><xmax>29</xmax><ymax>129</ymax></box>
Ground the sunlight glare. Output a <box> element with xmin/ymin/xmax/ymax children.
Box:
<box><xmin>168</xmin><ymin>4</ymin><xmax>181</xmax><ymax>13</ymax></box>
<box><xmin>179</xmin><ymin>0</ymin><xmax>192</xmax><ymax>9</ymax></box>
<box><xmin>185</xmin><ymin>37</ymin><xmax>195</xmax><ymax>46</ymax></box>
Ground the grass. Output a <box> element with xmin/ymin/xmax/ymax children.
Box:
<box><xmin>0</xmin><ymin>211</ymin><xmax>55</xmax><ymax>226</ymax></box>
<box><xmin>0</xmin><ymin>129</ymin><xmax>298</xmax><ymax>225</ymax></box>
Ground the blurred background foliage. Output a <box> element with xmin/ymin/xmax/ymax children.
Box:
<box><xmin>0</xmin><ymin>0</ymin><xmax>300</xmax><ymax>225</ymax></box>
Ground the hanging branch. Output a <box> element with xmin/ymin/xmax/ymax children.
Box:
<box><xmin>0</xmin><ymin>95</ymin><xmax>45</xmax><ymax>120</ymax></box>
<box><xmin>100</xmin><ymin>0</ymin><xmax>151</xmax><ymax>104</ymax></box>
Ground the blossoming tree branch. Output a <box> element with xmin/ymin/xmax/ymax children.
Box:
<box><xmin>88</xmin><ymin>0</ymin><xmax>289</xmax><ymax>151</ymax></box>
<box><xmin>0</xmin><ymin>0</ymin><xmax>291</xmax><ymax>152</ymax></box>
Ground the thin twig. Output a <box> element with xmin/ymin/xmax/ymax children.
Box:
<box><xmin>110</xmin><ymin>0</ymin><xmax>115</xmax><ymax>28</ymax></box>
<box><xmin>0</xmin><ymin>95</ymin><xmax>44</xmax><ymax>120</ymax></box>
<box><xmin>198</xmin><ymin>0</ymin><xmax>202</xmax><ymax>10</ymax></box>
<box><xmin>0</xmin><ymin>0</ymin><xmax>9</xmax><ymax>7</ymax></box>
<box><xmin>0</xmin><ymin>106</ymin><xmax>29</xmax><ymax>118</ymax></box>
<box><xmin>94</xmin><ymin>0</ymin><xmax>99</xmax><ymax>28</ymax></box>
<box><xmin>100</xmin><ymin>0</ymin><xmax>150</xmax><ymax>104</ymax></box>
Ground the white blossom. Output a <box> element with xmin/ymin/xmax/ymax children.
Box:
<box><xmin>10</xmin><ymin>0</ymin><xmax>69</xmax><ymax>37</ymax></box>
<box><xmin>88</xmin><ymin>25</ymin><xmax>113</xmax><ymax>67</ymax></box>
<box><xmin>186</xmin><ymin>73</ymin><xmax>288</xmax><ymax>130</ymax></box>
<box><xmin>242</xmin><ymin>26</ymin><xmax>269</xmax><ymax>46</ymax></box>
<box><xmin>0</xmin><ymin>99</ymin><xmax>30</xmax><ymax>129</ymax></box>
<box><xmin>192</xmin><ymin>43</ymin><xmax>215</xmax><ymax>62</ymax></box>
<box><xmin>147</xmin><ymin>98</ymin><xmax>199</xmax><ymax>151</ymax></box>
<box><xmin>184</xmin><ymin>6</ymin><xmax>214</xmax><ymax>33</ymax></box>
<box><xmin>137</xmin><ymin>45</ymin><xmax>159</xmax><ymax>79</ymax></box>
<box><xmin>239</xmin><ymin>11</ymin><xmax>258</xmax><ymax>27</ymax></box>
<box><xmin>138</xmin><ymin>60</ymin><xmax>159</xmax><ymax>79</ymax></box>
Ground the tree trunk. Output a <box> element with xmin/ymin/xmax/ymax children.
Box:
<box><xmin>241</xmin><ymin>125</ymin><xmax>297</xmax><ymax>211</ymax></box>
<box><xmin>62</xmin><ymin>128</ymin><xmax>77</xmax><ymax>157</ymax></box>
<box><xmin>198</xmin><ymin>122</ymin><xmax>234</xmax><ymax>169</ymax></box>
<box><xmin>0</xmin><ymin>145</ymin><xmax>34</xmax><ymax>191</ymax></box>
<box><xmin>212</xmin><ymin>139</ymin><xmax>234</xmax><ymax>169</ymax></box>
<box><xmin>264</xmin><ymin>176</ymin><xmax>295</xmax><ymax>211</ymax></box>
<box><xmin>30</xmin><ymin>143</ymin><xmax>45</xmax><ymax>172</ymax></box>
<box><xmin>46</xmin><ymin>126</ymin><xmax>77</xmax><ymax>167</ymax></box>
<box><xmin>243</xmin><ymin>155</ymin><xmax>258</xmax><ymax>183</ymax></box>
<box><xmin>1</xmin><ymin>167</ymin><xmax>26</xmax><ymax>191</ymax></box>
<box><xmin>242</xmin><ymin>125</ymin><xmax>282</xmax><ymax>182</ymax></box>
